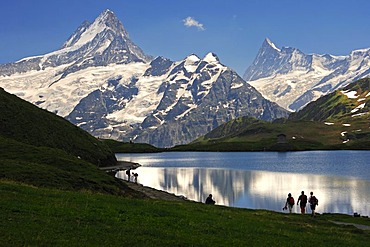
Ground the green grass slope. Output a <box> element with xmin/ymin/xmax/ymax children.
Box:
<box><xmin>175</xmin><ymin>78</ymin><xmax>370</xmax><ymax>151</ymax></box>
<box><xmin>0</xmin><ymin>88</ymin><xmax>141</xmax><ymax>195</ymax></box>
<box><xmin>1</xmin><ymin>181</ymin><xmax>369</xmax><ymax>246</ymax></box>
<box><xmin>289</xmin><ymin>78</ymin><xmax>370</xmax><ymax>121</ymax></box>
<box><xmin>0</xmin><ymin>88</ymin><xmax>116</xmax><ymax>167</ymax></box>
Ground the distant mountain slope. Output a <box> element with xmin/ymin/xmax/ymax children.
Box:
<box><xmin>182</xmin><ymin>79</ymin><xmax>370</xmax><ymax>151</ymax></box>
<box><xmin>0</xmin><ymin>11</ymin><xmax>288</xmax><ymax>148</ymax></box>
<box><xmin>244</xmin><ymin>38</ymin><xmax>370</xmax><ymax>111</ymax></box>
<box><xmin>0</xmin><ymin>88</ymin><xmax>116</xmax><ymax>167</ymax></box>
<box><xmin>289</xmin><ymin>78</ymin><xmax>370</xmax><ymax>121</ymax></box>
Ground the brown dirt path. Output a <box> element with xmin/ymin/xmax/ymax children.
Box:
<box><xmin>105</xmin><ymin>161</ymin><xmax>191</xmax><ymax>202</ymax></box>
<box><xmin>330</xmin><ymin>221</ymin><xmax>370</xmax><ymax>231</ymax></box>
<box><xmin>123</xmin><ymin>181</ymin><xmax>188</xmax><ymax>202</ymax></box>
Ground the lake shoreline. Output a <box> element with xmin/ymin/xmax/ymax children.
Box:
<box><xmin>115</xmin><ymin>151</ymin><xmax>370</xmax><ymax>216</ymax></box>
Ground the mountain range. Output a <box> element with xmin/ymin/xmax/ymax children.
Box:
<box><xmin>184</xmin><ymin>78</ymin><xmax>370</xmax><ymax>151</ymax></box>
<box><xmin>244</xmin><ymin>38</ymin><xmax>370</xmax><ymax>111</ymax></box>
<box><xmin>0</xmin><ymin>10</ymin><xmax>288</xmax><ymax>147</ymax></box>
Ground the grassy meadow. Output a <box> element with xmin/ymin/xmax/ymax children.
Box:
<box><xmin>1</xmin><ymin>180</ymin><xmax>369</xmax><ymax>246</ymax></box>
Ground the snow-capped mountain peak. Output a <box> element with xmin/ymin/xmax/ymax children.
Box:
<box><xmin>243</xmin><ymin>39</ymin><xmax>370</xmax><ymax>111</ymax></box>
<box><xmin>62</xmin><ymin>9</ymin><xmax>128</xmax><ymax>49</ymax></box>
<box><xmin>184</xmin><ymin>54</ymin><xmax>201</xmax><ymax>72</ymax></box>
<box><xmin>0</xmin><ymin>9</ymin><xmax>151</xmax><ymax>78</ymax></box>
<box><xmin>264</xmin><ymin>38</ymin><xmax>280</xmax><ymax>52</ymax></box>
<box><xmin>203</xmin><ymin>52</ymin><xmax>220</xmax><ymax>63</ymax></box>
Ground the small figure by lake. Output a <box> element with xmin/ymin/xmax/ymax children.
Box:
<box><xmin>126</xmin><ymin>168</ymin><xmax>131</xmax><ymax>181</ymax></box>
<box><xmin>205</xmin><ymin>194</ymin><xmax>215</xmax><ymax>205</ymax></box>
<box><xmin>132</xmin><ymin>172</ymin><xmax>138</xmax><ymax>183</ymax></box>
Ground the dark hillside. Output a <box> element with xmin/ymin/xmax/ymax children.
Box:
<box><xmin>0</xmin><ymin>88</ymin><xmax>116</xmax><ymax>167</ymax></box>
<box><xmin>0</xmin><ymin>88</ymin><xmax>146</xmax><ymax>195</ymax></box>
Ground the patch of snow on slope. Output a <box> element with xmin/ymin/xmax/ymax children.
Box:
<box><xmin>231</xmin><ymin>82</ymin><xmax>243</xmax><ymax>89</ymax></box>
<box><xmin>341</xmin><ymin>90</ymin><xmax>358</xmax><ymax>99</ymax></box>
<box><xmin>71</xmin><ymin>15</ymin><xmax>108</xmax><ymax>48</ymax></box>
<box><xmin>352</xmin><ymin>112</ymin><xmax>368</xmax><ymax>117</ymax></box>
<box><xmin>184</xmin><ymin>55</ymin><xmax>200</xmax><ymax>73</ymax></box>
<box><xmin>106</xmin><ymin>68</ymin><xmax>166</xmax><ymax>125</ymax></box>
<box><xmin>175</xmin><ymin>103</ymin><xmax>198</xmax><ymax>120</ymax></box>
<box><xmin>351</xmin><ymin>103</ymin><xmax>366</xmax><ymax>113</ymax></box>
<box><xmin>266</xmin><ymin>38</ymin><xmax>281</xmax><ymax>52</ymax></box>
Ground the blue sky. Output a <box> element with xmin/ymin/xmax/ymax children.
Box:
<box><xmin>1</xmin><ymin>0</ymin><xmax>370</xmax><ymax>75</ymax></box>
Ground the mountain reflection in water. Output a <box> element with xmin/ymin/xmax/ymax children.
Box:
<box><xmin>117</xmin><ymin>168</ymin><xmax>370</xmax><ymax>216</ymax></box>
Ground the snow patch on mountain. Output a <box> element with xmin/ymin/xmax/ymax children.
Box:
<box><xmin>341</xmin><ymin>90</ymin><xmax>358</xmax><ymax>99</ymax></box>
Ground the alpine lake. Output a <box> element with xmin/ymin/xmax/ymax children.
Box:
<box><xmin>116</xmin><ymin>151</ymin><xmax>370</xmax><ymax>216</ymax></box>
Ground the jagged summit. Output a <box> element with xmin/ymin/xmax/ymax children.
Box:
<box><xmin>183</xmin><ymin>52</ymin><xmax>221</xmax><ymax>65</ymax></box>
<box><xmin>243</xmin><ymin>38</ymin><xmax>284</xmax><ymax>81</ymax></box>
<box><xmin>62</xmin><ymin>9</ymin><xmax>129</xmax><ymax>49</ymax></box>
<box><xmin>184</xmin><ymin>54</ymin><xmax>201</xmax><ymax>63</ymax></box>
<box><xmin>0</xmin><ymin>9</ymin><xmax>152</xmax><ymax>77</ymax></box>
<box><xmin>263</xmin><ymin>38</ymin><xmax>280</xmax><ymax>52</ymax></box>
<box><xmin>203</xmin><ymin>52</ymin><xmax>220</xmax><ymax>63</ymax></box>
<box><xmin>60</xmin><ymin>9</ymin><xmax>150</xmax><ymax>64</ymax></box>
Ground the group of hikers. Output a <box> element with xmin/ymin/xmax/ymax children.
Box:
<box><xmin>284</xmin><ymin>191</ymin><xmax>319</xmax><ymax>217</ymax></box>
<box><xmin>205</xmin><ymin>191</ymin><xmax>319</xmax><ymax>217</ymax></box>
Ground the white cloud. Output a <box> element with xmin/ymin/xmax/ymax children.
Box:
<box><xmin>183</xmin><ymin>17</ymin><xmax>205</xmax><ymax>31</ymax></box>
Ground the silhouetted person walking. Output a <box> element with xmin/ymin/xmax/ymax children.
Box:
<box><xmin>297</xmin><ymin>191</ymin><xmax>308</xmax><ymax>214</ymax></box>
<box><xmin>283</xmin><ymin>193</ymin><xmax>295</xmax><ymax>213</ymax></box>
<box><xmin>308</xmin><ymin>191</ymin><xmax>318</xmax><ymax>217</ymax></box>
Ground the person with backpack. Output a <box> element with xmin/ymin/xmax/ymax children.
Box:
<box><xmin>283</xmin><ymin>193</ymin><xmax>295</xmax><ymax>213</ymax></box>
<box><xmin>297</xmin><ymin>191</ymin><xmax>308</xmax><ymax>214</ymax></box>
<box><xmin>308</xmin><ymin>191</ymin><xmax>319</xmax><ymax>217</ymax></box>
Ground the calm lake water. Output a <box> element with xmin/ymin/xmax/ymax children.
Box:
<box><xmin>116</xmin><ymin>151</ymin><xmax>370</xmax><ymax>216</ymax></box>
